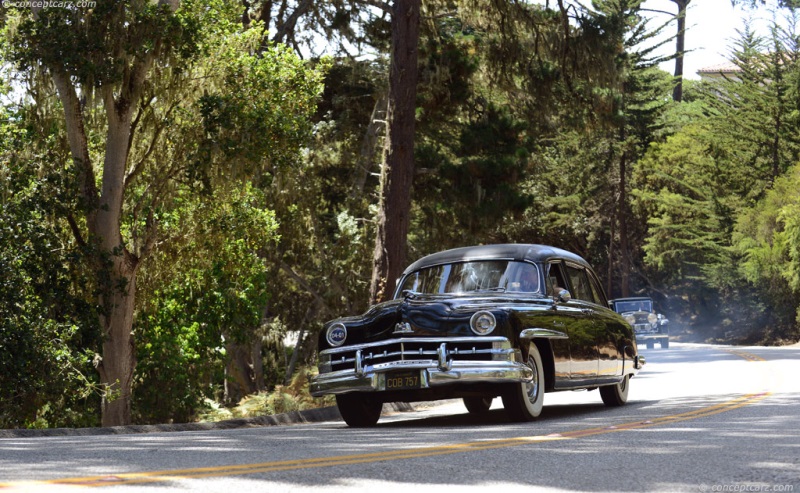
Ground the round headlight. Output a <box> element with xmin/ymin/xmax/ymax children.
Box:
<box><xmin>623</xmin><ymin>314</ymin><xmax>636</xmax><ymax>325</ymax></box>
<box><xmin>647</xmin><ymin>313</ymin><xmax>658</xmax><ymax>324</ymax></box>
<box><xmin>470</xmin><ymin>311</ymin><xmax>497</xmax><ymax>335</ymax></box>
<box><xmin>326</xmin><ymin>323</ymin><xmax>347</xmax><ymax>347</ymax></box>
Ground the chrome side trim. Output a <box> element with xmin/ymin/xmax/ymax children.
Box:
<box><xmin>519</xmin><ymin>328</ymin><xmax>569</xmax><ymax>340</ymax></box>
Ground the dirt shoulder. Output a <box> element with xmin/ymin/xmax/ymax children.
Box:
<box><xmin>0</xmin><ymin>402</ymin><xmax>421</xmax><ymax>439</ymax></box>
<box><xmin>0</xmin><ymin>406</ymin><xmax>342</xmax><ymax>439</ymax></box>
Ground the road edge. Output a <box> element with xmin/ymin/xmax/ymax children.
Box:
<box><xmin>0</xmin><ymin>403</ymin><xmax>415</xmax><ymax>439</ymax></box>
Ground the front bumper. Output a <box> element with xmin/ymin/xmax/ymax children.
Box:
<box><xmin>310</xmin><ymin>337</ymin><xmax>532</xmax><ymax>396</ymax></box>
<box><xmin>635</xmin><ymin>331</ymin><xmax>668</xmax><ymax>340</ymax></box>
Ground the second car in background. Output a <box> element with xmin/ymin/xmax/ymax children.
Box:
<box><xmin>609</xmin><ymin>297</ymin><xmax>670</xmax><ymax>349</ymax></box>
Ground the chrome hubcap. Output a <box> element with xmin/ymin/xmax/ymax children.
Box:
<box><xmin>525</xmin><ymin>355</ymin><xmax>539</xmax><ymax>404</ymax></box>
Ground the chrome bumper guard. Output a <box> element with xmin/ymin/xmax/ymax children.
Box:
<box><xmin>310</xmin><ymin>337</ymin><xmax>531</xmax><ymax>396</ymax></box>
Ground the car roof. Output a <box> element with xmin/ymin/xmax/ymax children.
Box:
<box><xmin>401</xmin><ymin>244</ymin><xmax>591</xmax><ymax>275</ymax></box>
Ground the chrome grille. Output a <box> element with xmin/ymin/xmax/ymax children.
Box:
<box><xmin>320</xmin><ymin>337</ymin><xmax>508</xmax><ymax>373</ymax></box>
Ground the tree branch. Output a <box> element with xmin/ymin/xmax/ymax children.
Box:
<box><xmin>127</xmin><ymin>95</ymin><xmax>155</xmax><ymax>165</ymax></box>
<box><xmin>271</xmin><ymin>0</ymin><xmax>313</xmax><ymax>44</ymax></box>
<box><xmin>278</xmin><ymin>260</ymin><xmax>332</xmax><ymax>316</ymax></box>
<box><xmin>137</xmin><ymin>208</ymin><xmax>159</xmax><ymax>261</ymax></box>
<box><xmin>358</xmin><ymin>0</ymin><xmax>393</xmax><ymax>16</ymax></box>
<box><xmin>67</xmin><ymin>214</ymin><xmax>87</xmax><ymax>248</ymax></box>
<box><xmin>124</xmin><ymin>99</ymin><xmax>181</xmax><ymax>189</ymax></box>
<box><xmin>50</xmin><ymin>69</ymin><xmax>100</xmax><ymax>228</ymax></box>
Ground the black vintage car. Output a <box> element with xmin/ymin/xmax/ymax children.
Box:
<box><xmin>609</xmin><ymin>297</ymin><xmax>670</xmax><ymax>349</ymax></box>
<box><xmin>310</xmin><ymin>244</ymin><xmax>645</xmax><ymax>427</ymax></box>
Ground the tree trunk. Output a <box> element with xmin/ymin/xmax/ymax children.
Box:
<box><xmin>351</xmin><ymin>94</ymin><xmax>388</xmax><ymax>200</ymax></box>
<box><xmin>96</xmin><ymin>257</ymin><xmax>138</xmax><ymax>427</ymax></box>
<box><xmin>51</xmin><ymin>70</ymin><xmax>140</xmax><ymax>427</ymax></box>
<box><xmin>284</xmin><ymin>326</ymin><xmax>306</xmax><ymax>386</ymax></box>
<box><xmin>671</xmin><ymin>0</ymin><xmax>689</xmax><ymax>102</ymax></box>
<box><xmin>95</xmin><ymin>89</ymin><xmax>140</xmax><ymax>427</ymax></box>
<box><xmin>618</xmin><ymin>154</ymin><xmax>631</xmax><ymax>297</ymax></box>
<box><xmin>607</xmin><ymin>211</ymin><xmax>616</xmax><ymax>298</ymax></box>
<box><xmin>369</xmin><ymin>0</ymin><xmax>421</xmax><ymax>305</ymax></box>
<box><xmin>224</xmin><ymin>338</ymin><xmax>264</xmax><ymax>404</ymax></box>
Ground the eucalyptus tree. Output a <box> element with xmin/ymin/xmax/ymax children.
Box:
<box><xmin>4</xmin><ymin>0</ymin><xmax>324</xmax><ymax>426</ymax></box>
<box><xmin>5</xmin><ymin>0</ymin><xmax>193</xmax><ymax>427</ymax></box>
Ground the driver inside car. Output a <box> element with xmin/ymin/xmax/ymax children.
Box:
<box><xmin>509</xmin><ymin>265</ymin><xmax>539</xmax><ymax>292</ymax></box>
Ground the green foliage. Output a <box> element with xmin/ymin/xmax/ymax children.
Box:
<box><xmin>133</xmin><ymin>184</ymin><xmax>281</xmax><ymax>423</ymax></box>
<box><xmin>732</xmin><ymin>165</ymin><xmax>800</xmax><ymax>340</ymax></box>
<box><xmin>194</xmin><ymin>26</ymin><xmax>328</xmax><ymax>187</ymax></box>
<box><xmin>634</xmin><ymin>125</ymin><xmax>737</xmax><ymax>281</ymax></box>
<box><xmin>9</xmin><ymin>0</ymin><xmax>201</xmax><ymax>104</ymax></box>
<box><xmin>634</xmin><ymin>14</ymin><xmax>800</xmax><ymax>341</ymax></box>
<box><xmin>494</xmin><ymin>2</ymin><xmax>674</xmax><ymax>291</ymax></box>
<box><xmin>411</xmin><ymin>15</ymin><xmax>549</xmax><ymax>253</ymax></box>
<box><xmin>197</xmin><ymin>369</ymin><xmax>335</xmax><ymax>422</ymax></box>
<box><xmin>2</xmin><ymin>0</ymin><xmax>327</xmax><ymax>426</ymax></box>
<box><xmin>414</xmin><ymin>102</ymin><xmax>533</xmax><ymax>250</ymax></box>
<box><xmin>0</xmin><ymin>103</ymin><xmax>100</xmax><ymax>428</ymax></box>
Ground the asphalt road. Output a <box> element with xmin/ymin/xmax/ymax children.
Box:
<box><xmin>1</xmin><ymin>342</ymin><xmax>799</xmax><ymax>492</ymax></box>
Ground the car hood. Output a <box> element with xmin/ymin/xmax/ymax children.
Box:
<box><xmin>323</xmin><ymin>292</ymin><xmax>551</xmax><ymax>348</ymax></box>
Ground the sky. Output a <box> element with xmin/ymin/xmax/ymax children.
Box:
<box><xmin>644</xmin><ymin>0</ymin><xmax>790</xmax><ymax>79</ymax></box>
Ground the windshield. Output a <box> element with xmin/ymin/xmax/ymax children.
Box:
<box><xmin>395</xmin><ymin>260</ymin><xmax>542</xmax><ymax>298</ymax></box>
<box><xmin>614</xmin><ymin>300</ymin><xmax>652</xmax><ymax>313</ymax></box>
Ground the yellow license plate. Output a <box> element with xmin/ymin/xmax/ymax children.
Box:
<box><xmin>385</xmin><ymin>371</ymin><xmax>421</xmax><ymax>390</ymax></box>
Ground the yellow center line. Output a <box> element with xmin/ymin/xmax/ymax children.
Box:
<box><xmin>723</xmin><ymin>349</ymin><xmax>766</xmax><ymax>362</ymax></box>
<box><xmin>0</xmin><ymin>391</ymin><xmax>770</xmax><ymax>489</ymax></box>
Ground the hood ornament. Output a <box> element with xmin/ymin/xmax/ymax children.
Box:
<box><xmin>393</xmin><ymin>322</ymin><xmax>414</xmax><ymax>334</ymax></box>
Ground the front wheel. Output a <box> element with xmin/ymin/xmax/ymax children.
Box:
<box><xmin>463</xmin><ymin>396</ymin><xmax>493</xmax><ymax>414</ymax></box>
<box><xmin>502</xmin><ymin>343</ymin><xmax>545</xmax><ymax>422</ymax></box>
<box><xmin>600</xmin><ymin>374</ymin><xmax>630</xmax><ymax>407</ymax></box>
<box><xmin>336</xmin><ymin>393</ymin><xmax>382</xmax><ymax>427</ymax></box>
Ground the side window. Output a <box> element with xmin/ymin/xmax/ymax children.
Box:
<box><xmin>565</xmin><ymin>264</ymin><xmax>593</xmax><ymax>303</ymax></box>
<box><xmin>546</xmin><ymin>262</ymin><xmax>569</xmax><ymax>296</ymax></box>
<box><xmin>586</xmin><ymin>269</ymin><xmax>608</xmax><ymax>306</ymax></box>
